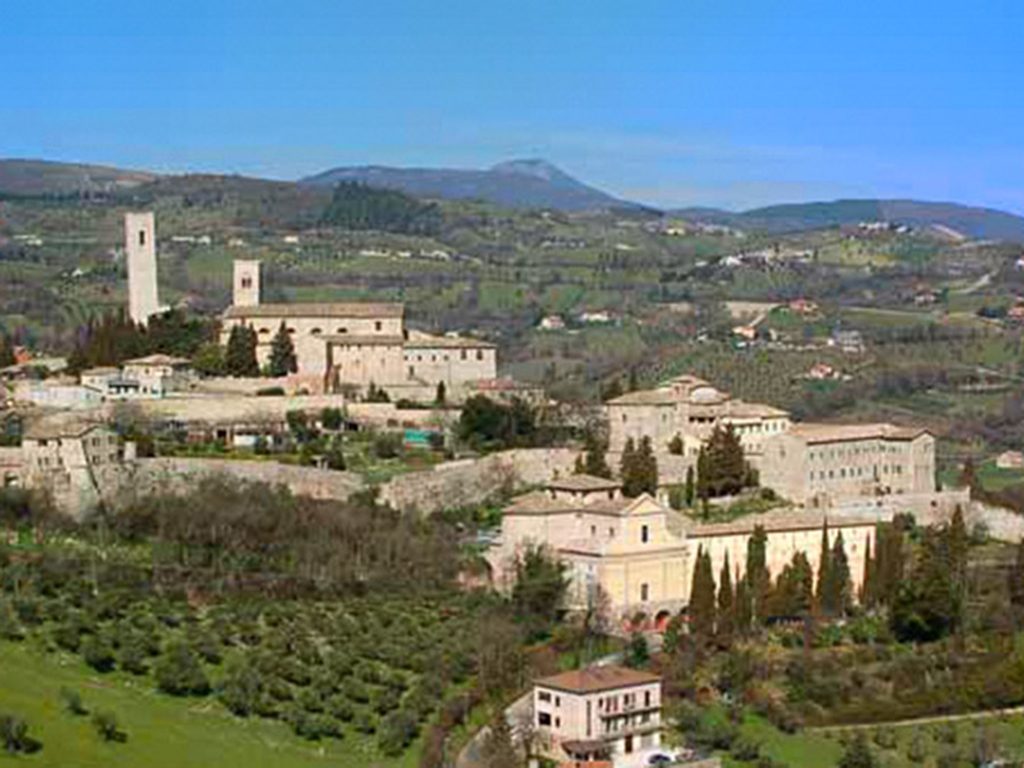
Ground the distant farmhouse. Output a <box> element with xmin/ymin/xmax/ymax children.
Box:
<box><xmin>220</xmin><ymin>260</ymin><xmax>497</xmax><ymax>396</ymax></box>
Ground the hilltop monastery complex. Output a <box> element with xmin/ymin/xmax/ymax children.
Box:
<box><xmin>2</xmin><ymin>213</ymin><xmax>970</xmax><ymax>631</ymax></box>
<box><xmin>221</xmin><ymin>259</ymin><xmax>497</xmax><ymax>395</ymax></box>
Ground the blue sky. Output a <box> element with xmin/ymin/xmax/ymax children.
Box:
<box><xmin>2</xmin><ymin>0</ymin><xmax>1022</xmax><ymax>211</ymax></box>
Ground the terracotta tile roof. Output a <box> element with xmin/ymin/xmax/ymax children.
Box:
<box><xmin>605</xmin><ymin>389</ymin><xmax>678</xmax><ymax>406</ymax></box>
<box><xmin>123</xmin><ymin>354</ymin><xmax>192</xmax><ymax>366</ymax></box>
<box><xmin>223</xmin><ymin>302</ymin><xmax>404</xmax><ymax>319</ymax></box>
<box><xmin>503</xmin><ymin>491</ymin><xmax>638</xmax><ymax>517</ymax></box>
<box><xmin>403</xmin><ymin>333</ymin><xmax>495</xmax><ymax>349</ymax></box>
<box><xmin>536</xmin><ymin>665</ymin><xmax>661</xmax><ymax>694</ymax></box>
<box><xmin>685</xmin><ymin>509</ymin><xmax>879</xmax><ymax>538</ymax></box>
<box><xmin>322</xmin><ymin>334</ymin><xmax>405</xmax><ymax>346</ymax></box>
<box><xmin>547</xmin><ymin>474</ymin><xmax>622</xmax><ymax>492</ymax></box>
<box><xmin>787</xmin><ymin>422</ymin><xmax>930</xmax><ymax>444</ymax></box>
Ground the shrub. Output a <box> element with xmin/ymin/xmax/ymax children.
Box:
<box><xmin>59</xmin><ymin>687</ymin><xmax>88</xmax><ymax>716</ymax></box>
<box><xmin>378</xmin><ymin>709</ymin><xmax>418</xmax><ymax>756</ymax></box>
<box><xmin>92</xmin><ymin>710</ymin><xmax>125</xmax><ymax>743</ymax></box>
<box><xmin>218</xmin><ymin>656</ymin><xmax>265</xmax><ymax>717</ymax></box>
<box><xmin>256</xmin><ymin>386</ymin><xmax>285</xmax><ymax>397</ymax></box>
<box><xmin>373</xmin><ymin>433</ymin><xmax>403</xmax><ymax>460</ymax></box>
<box><xmin>353</xmin><ymin>710</ymin><xmax>377</xmax><ymax>734</ymax></box>
<box><xmin>0</xmin><ymin>713</ymin><xmax>36</xmax><ymax>754</ymax></box>
<box><xmin>81</xmin><ymin>634</ymin><xmax>116</xmax><ymax>673</ymax></box>
<box><xmin>155</xmin><ymin>641</ymin><xmax>210</xmax><ymax>696</ymax></box>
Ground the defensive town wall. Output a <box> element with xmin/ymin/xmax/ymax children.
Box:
<box><xmin>377</xmin><ymin>448</ymin><xmax>579</xmax><ymax>514</ymax></box>
<box><xmin>92</xmin><ymin>447</ymin><xmax>580</xmax><ymax>516</ymax></box>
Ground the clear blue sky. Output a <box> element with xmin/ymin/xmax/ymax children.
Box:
<box><xmin>2</xmin><ymin>0</ymin><xmax>1022</xmax><ymax>212</ymax></box>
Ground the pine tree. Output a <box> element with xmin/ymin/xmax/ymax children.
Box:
<box><xmin>689</xmin><ymin>547</ymin><xmax>716</xmax><ymax>648</ymax></box>
<box><xmin>746</xmin><ymin>525</ymin><xmax>771</xmax><ymax>626</ymax></box>
<box><xmin>268</xmin><ymin>321</ymin><xmax>298</xmax><ymax>377</ymax></box>
<box><xmin>717</xmin><ymin>552</ymin><xmax>735</xmax><ymax>649</ymax></box>
<box><xmin>225</xmin><ymin>324</ymin><xmax>259</xmax><ymax>377</ymax></box>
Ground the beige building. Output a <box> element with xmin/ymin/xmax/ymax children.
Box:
<box><xmin>533</xmin><ymin>666</ymin><xmax>663</xmax><ymax>763</ymax></box>
<box><xmin>21</xmin><ymin>416</ymin><xmax>128</xmax><ymax>518</ymax></box>
<box><xmin>220</xmin><ymin>260</ymin><xmax>497</xmax><ymax>395</ymax></box>
<box><xmin>606</xmin><ymin>375</ymin><xmax>790</xmax><ymax>458</ymax></box>
<box><xmin>494</xmin><ymin>475</ymin><xmax>876</xmax><ymax>630</ymax></box>
<box><xmin>79</xmin><ymin>355</ymin><xmax>195</xmax><ymax>400</ymax></box>
<box><xmin>760</xmin><ymin>423</ymin><xmax>936</xmax><ymax>506</ymax></box>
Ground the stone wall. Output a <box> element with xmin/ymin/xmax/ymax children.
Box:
<box><xmin>94</xmin><ymin>447</ymin><xmax>580</xmax><ymax>516</ymax></box>
<box><xmin>97</xmin><ymin>458</ymin><xmax>366</xmax><ymax>508</ymax></box>
<box><xmin>378</xmin><ymin>448</ymin><xmax>579</xmax><ymax>514</ymax></box>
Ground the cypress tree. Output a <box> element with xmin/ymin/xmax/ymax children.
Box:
<box><xmin>689</xmin><ymin>547</ymin><xmax>717</xmax><ymax>648</ymax></box>
<box><xmin>583</xmin><ymin>433</ymin><xmax>612</xmax><ymax>479</ymax></box>
<box><xmin>770</xmin><ymin>551</ymin><xmax>814</xmax><ymax>619</ymax></box>
<box><xmin>746</xmin><ymin>525</ymin><xmax>771</xmax><ymax>626</ymax></box>
<box><xmin>684</xmin><ymin>465</ymin><xmax>695</xmax><ymax>507</ymax></box>
<box><xmin>822</xmin><ymin>532</ymin><xmax>852</xmax><ymax>616</ymax></box>
<box><xmin>225</xmin><ymin>324</ymin><xmax>259</xmax><ymax>377</ymax></box>
<box><xmin>717</xmin><ymin>552</ymin><xmax>735</xmax><ymax>648</ymax></box>
<box><xmin>860</xmin><ymin>534</ymin><xmax>875</xmax><ymax>608</ymax></box>
<box><xmin>1009</xmin><ymin>538</ymin><xmax>1024</xmax><ymax>628</ymax></box>
<box><xmin>734</xmin><ymin>569</ymin><xmax>752</xmax><ymax>638</ymax></box>
<box><xmin>696</xmin><ymin>447</ymin><xmax>710</xmax><ymax>504</ymax></box>
<box><xmin>815</xmin><ymin>520</ymin><xmax>832</xmax><ymax>614</ymax></box>
<box><xmin>620</xmin><ymin>438</ymin><xmax>638</xmax><ymax>497</ymax></box>
<box><xmin>638</xmin><ymin>436</ymin><xmax>658</xmax><ymax>495</ymax></box>
<box><xmin>267</xmin><ymin>321</ymin><xmax>298</xmax><ymax>377</ymax></box>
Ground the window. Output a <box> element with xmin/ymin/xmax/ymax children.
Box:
<box><xmin>644</xmin><ymin>691</ymin><xmax>651</xmax><ymax>707</ymax></box>
<box><xmin>461</xmin><ymin>350</ymin><xmax>467</xmax><ymax>360</ymax></box>
<box><xmin>476</xmin><ymin>349</ymin><xmax>484</xmax><ymax>361</ymax></box>
<box><xmin>555</xmin><ymin>696</ymin><xmax>561</xmax><ymax>707</ymax></box>
<box><xmin>375</xmin><ymin>321</ymin><xmax>383</xmax><ymax>332</ymax></box>
<box><xmin>641</xmin><ymin>524</ymin><xmax>649</xmax><ymax>543</ymax></box>
<box><xmin>538</xmin><ymin>712</ymin><xmax>552</xmax><ymax>726</ymax></box>
<box><xmin>241</xmin><ymin>276</ymin><xmax>252</xmax><ymax>288</ymax></box>
<box><xmin>336</xmin><ymin>327</ymin><xmax>348</xmax><ymax>334</ymax></box>
<box><xmin>590</xmin><ymin>525</ymin><xmax>597</xmax><ymax>536</ymax></box>
<box><xmin>640</xmin><ymin>583</ymin><xmax>649</xmax><ymax>601</ymax></box>
<box><xmin>538</xmin><ymin>692</ymin><xmax>551</xmax><ymax>703</ymax></box>
<box><xmin>138</xmin><ymin>229</ymin><xmax>146</xmax><ymax>246</ymax></box>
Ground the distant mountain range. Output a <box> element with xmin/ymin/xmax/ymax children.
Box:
<box><xmin>673</xmin><ymin>199</ymin><xmax>1024</xmax><ymax>242</ymax></box>
<box><xmin>3</xmin><ymin>157</ymin><xmax>1024</xmax><ymax>241</ymax></box>
<box><xmin>0</xmin><ymin>158</ymin><xmax>155</xmax><ymax>196</ymax></box>
<box><xmin>300</xmin><ymin>158</ymin><xmax>643</xmax><ymax>212</ymax></box>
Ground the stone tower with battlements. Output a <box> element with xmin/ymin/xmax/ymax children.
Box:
<box><xmin>125</xmin><ymin>212</ymin><xmax>160</xmax><ymax>325</ymax></box>
<box><xmin>233</xmin><ymin>259</ymin><xmax>262</xmax><ymax>307</ymax></box>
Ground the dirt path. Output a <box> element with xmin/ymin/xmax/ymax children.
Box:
<box><xmin>807</xmin><ymin>704</ymin><xmax>1024</xmax><ymax>733</ymax></box>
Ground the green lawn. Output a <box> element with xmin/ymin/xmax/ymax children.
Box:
<box><xmin>0</xmin><ymin>642</ymin><xmax>417</xmax><ymax>768</ymax></box>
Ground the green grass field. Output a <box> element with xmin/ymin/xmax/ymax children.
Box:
<box><xmin>0</xmin><ymin>642</ymin><xmax>417</xmax><ymax>768</ymax></box>
<box><xmin>717</xmin><ymin>711</ymin><xmax>1024</xmax><ymax>767</ymax></box>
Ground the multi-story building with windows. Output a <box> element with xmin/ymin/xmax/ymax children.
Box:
<box><xmin>532</xmin><ymin>666</ymin><xmax>664</xmax><ymax>763</ymax></box>
<box><xmin>605</xmin><ymin>374</ymin><xmax>790</xmax><ymax>457</ymax></box>
<box><xmin>759</xmin><ymin>423</ymin><xmax>936</xmax><ymax>506</ymax></box>
<box><xmin>219</xmin><ymin>260</ymin><xmax>497</xmax><ymax>395</ymax></box>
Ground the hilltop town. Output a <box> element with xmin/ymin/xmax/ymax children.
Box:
<box><xmin>2</xmin><ymin>178</ymin><xmax>1024</xmax><ymax>768</ymax></box>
